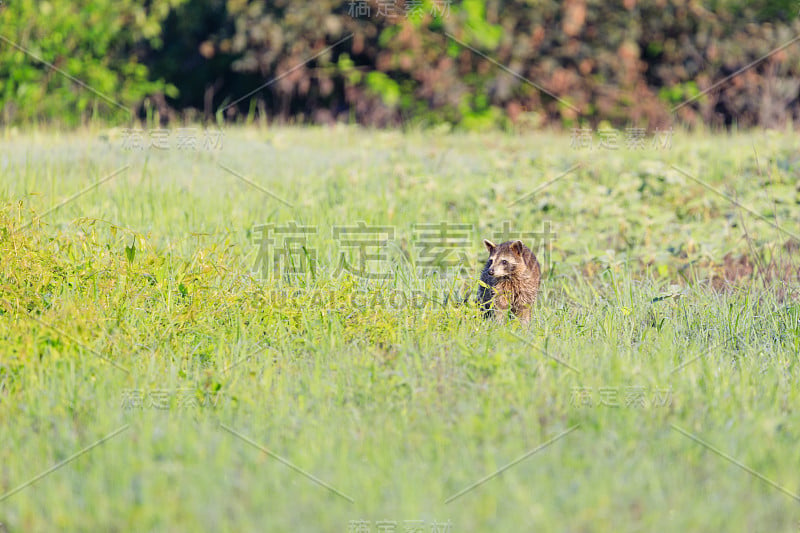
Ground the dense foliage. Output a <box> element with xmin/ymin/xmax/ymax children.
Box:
<box><xmin>0</xmin><ymin>0</ymin><xmax>186</xmax><ymax>125</ymax></box>
<box><xmin>1</xmin><ymin>0</ymin><xmax>799</xmax><ymax>128</ymax></box>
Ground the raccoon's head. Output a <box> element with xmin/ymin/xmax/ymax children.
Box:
<box><xmin>483</xmin><ymin>239</ymin><xmax>526</xmax><ymax>279</ymax></box>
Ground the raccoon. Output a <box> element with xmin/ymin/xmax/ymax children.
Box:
<box><xmin>477</xmin><ymin>239</ymin><xmax>541</xmax><ymax>325</ymax></box>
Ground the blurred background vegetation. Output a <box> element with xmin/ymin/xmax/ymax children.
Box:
<box><xmin>1</xmin><ymin>0</ymin><xmax>799</xmax><ymax>129</ymax></box>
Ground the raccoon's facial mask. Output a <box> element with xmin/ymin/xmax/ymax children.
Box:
<box><xmin>487</xmin><ymin>254</ymin><xmax>517</xmax><ymax>278</ymax></box>
<box><xmin>483</xmin><ymin>239</ymin><xmax>518</xmax><ymax>278</ymax></box>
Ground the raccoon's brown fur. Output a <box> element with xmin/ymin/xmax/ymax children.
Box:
<box><xmin>477</xmin><ymin>239</ymin><xmax>541</xmax><ymax>325</ymax></box>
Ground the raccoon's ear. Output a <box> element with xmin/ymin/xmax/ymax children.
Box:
<box><xmin>510</xmin><ymin>240</ymin><xmax>524</xmax><ymax>255</ymax></box>
<box><xmin>483</xmin><ymin>239</ymin><xmax>497</xmax><ymax>253</ymax></box>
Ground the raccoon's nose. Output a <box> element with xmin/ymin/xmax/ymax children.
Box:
<box><xmin>488</xmin><ymin>268</ymin><xmax>494</xmax><ymax>276</ymax></box>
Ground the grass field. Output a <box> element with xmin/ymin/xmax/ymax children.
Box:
<box><xmin>1</xmin><ymin>125</ymin><xmax>799</xmax><ymax>531</ymax></box>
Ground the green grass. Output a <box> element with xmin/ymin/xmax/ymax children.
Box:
<box><xmin>1</xmin><ymin>125</ymin><xmax>799</xmax><ymax>531</ymax></box>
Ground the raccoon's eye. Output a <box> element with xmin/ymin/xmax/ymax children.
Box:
<box><xmin>501</xmin><ymin>260</ymin><xmax>508</xmax><ymax>266</ymax></box>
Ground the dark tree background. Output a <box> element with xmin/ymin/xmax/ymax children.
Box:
<box><xmin>1</xmin><ymin>0</ymin><xmax>799</xmax><ymax>128</ymax></box>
